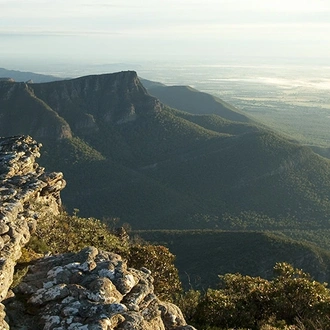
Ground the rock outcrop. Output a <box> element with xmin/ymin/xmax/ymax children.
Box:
<box><xmin>0</xmin><ymin>135</ymin><xmax>66</xmax><ymax>329</ymax></box>
<box><xmin>6</xmin><ymin>246</ymin><xmax>195</xmax><ymax>330</ymax></box>
<box><xmin>0</xmin><ymin>135</ymin><xmax>195</xmax><ymax>330</ymax></box>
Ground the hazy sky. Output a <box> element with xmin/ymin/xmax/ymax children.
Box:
<box><xmin>1</xmin><ymin>0</ymin><xmax>330</xmax><ymax>68</ymax></box>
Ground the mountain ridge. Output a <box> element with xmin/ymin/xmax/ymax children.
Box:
<box><xmin>31</xmin><ymin>71</ymin><xmax>162</xmax><ymax>137</ymax></box>
<box><xmin>1</xmin><ymin>71</ymin><xmax>330</xmax><ymax>231</ymax></box>
<box><xmin>141</xmin><ymin>77</ymin><xmax>251</xmax><ymax>123</ymax></box>
<box><xmin>0</xmin><ymin>67</ymin><xmax>63</xmax><ymax>83</ymax></box>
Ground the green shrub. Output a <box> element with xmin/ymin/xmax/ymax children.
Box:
<box><xmin>16</xmin><ymin>212</ymin><xmax>183</xmax><ymax>302</ymax></box>
<box><xmin>177</xmin><ymin>289</ymin><xmax>201</xmax><ymax>321</ymax></box>
<box><xmin>192</xmin><ymin>263</ymin><xmax>330</xmax><ymax>330</ymax></box>
<box><xmin>127</xmin><ymin>244</ymin><xmax>182</xmax><ymax>301</ymax></box>
<box><xmin>26</xmin><ymin>212</ymin><xmax>128</xmax><ymax>256</ymax></box>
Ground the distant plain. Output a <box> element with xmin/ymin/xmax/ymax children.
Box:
<box><xmin>136</xmin><ymin>62</ymin><xmax>330</xmax><ymax>148</ymax></box>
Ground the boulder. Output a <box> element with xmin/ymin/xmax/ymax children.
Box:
<box><xmin>6</xmin><ymin>247</ymin><xmax>196</xmax><ymax>330</ymax></box>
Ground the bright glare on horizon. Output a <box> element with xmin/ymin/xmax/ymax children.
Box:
<box><xmin>1</xmin><ymin>0</ymin><xmax>330</xmax><ymax>68</ymax></box>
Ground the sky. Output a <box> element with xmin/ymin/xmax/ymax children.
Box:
<box><xmin>1</xmin><ymin>0</ymin><xmax>330</xmax><ymax>70</ymax></box>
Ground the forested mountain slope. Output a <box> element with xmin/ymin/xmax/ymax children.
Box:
<box><xmin>1</xmin><ymin>71</ymin><xmax>330</xmax><ymax>231</ymax></box>
<box><xmin>141</xmin><ymin>77</ymin><xmax>251</xmax><ymax>123</ymax></box>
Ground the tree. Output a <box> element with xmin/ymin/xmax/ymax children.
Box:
<box><xmin>127</xmin><ymin>244</ymin><xmax>182</xmax><ymax>301</ymax></box>
<box><xmin>271</xmin><ymin>262</ymin><xmax>330</xmax><ymax>328</ymax></box>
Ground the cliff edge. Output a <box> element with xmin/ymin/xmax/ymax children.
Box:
<box><xmin>0</xmin><ymin>135</ymin><xmax>66</xmax><ymax>329</ymax></box>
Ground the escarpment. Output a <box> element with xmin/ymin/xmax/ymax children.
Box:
<box><xmin>31</xmin><ymin>71</ymin><xmax>163</xmax><ymax>134</ymax></box>
<box><xmin>0</xmin><ymin>71</ymin><xmax>161</xmax><ymax>141</ymax></box>
<box><xmin>0</xmin><ymin>135</ymin><xmax>195</xmax><ymax>330</ymax></box>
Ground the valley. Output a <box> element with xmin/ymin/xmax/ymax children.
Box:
<box><xmin>1</xmin><ymin>67</ymin><xmax>330</xmax><ymax>293</ymax></box>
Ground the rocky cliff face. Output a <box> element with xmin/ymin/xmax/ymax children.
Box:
<box><xmin>0</xmin><ymin>135</ymin><xmax>66</xmax><ymax>328</ymax></box>
<box><xmin>0</xmin><ymin>71</ymin><xmax>161</xmax><ymax>141</ymax></box>
<box><xmin>31</xmin><ymin>71</ymin><xmax>162</xmax><ymax>133</ymax></box>
<box><xmin>0</xmin><ymin>135</ymin><xmax>195</xmax><ymax>330</ymax></box>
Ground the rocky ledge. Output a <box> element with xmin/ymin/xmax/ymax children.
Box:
<box><xmin>6</xmin><ymin>246</ymin><xmax>195</xmax><ymax>330</ymax></box>
<box><xmin>0</xmin><ymin>136</ymin><xmax>195</xmax><ymax>330</ymax></box>
<box><xmin>0</xmin><ymin>135</ymin><xmax>66</xmax><ymax>329</ymax></box>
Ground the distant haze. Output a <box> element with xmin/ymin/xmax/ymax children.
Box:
<box><xmin>1</xmin><ymin>0</ymin><xmax>330</xmax><ymax>71</ymax></box>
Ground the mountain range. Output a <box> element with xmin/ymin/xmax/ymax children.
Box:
<box><xmin>2</xmin><ymin>69</ymin><xmax>330</xmax><ymax>286</ymax></box>
<box><xmin>0</xmin><ymin>67</ymin><xmax>62</xmax><ymax>83</ymax></box>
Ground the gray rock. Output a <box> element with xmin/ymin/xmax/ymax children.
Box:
<box><xmin>8</xmin><ymin>247</ymin><xmax>195</xmax><ymax>329</ymax></box>
<box><xmin>0</xmin><ymin>136</ymin><xmax>66</xmax><ymax>328</ymax></box>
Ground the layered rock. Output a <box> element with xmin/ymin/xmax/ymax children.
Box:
<box><xmin>0</xmin><ymin>135</ymin><xmax>66</xmax><ymax>329</ymax></box>
<box><xmin>0</xmin><ymin>135</ymin><xmax>195</xmax><ymax>330</ymax></box>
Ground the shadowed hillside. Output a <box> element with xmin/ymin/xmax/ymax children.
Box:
<box><xmin>141</xmin><ymin>78</ymin><xmax>251</xmax><ymax>123</ymax></box>
<box><xmin>0</xmin><ymin>80</ymin><xmax>72</xmax><ymax>139</ymax></box>
<box><xmin>136</xmin><ymin>230</ymin><xmax>330</xmax><ymax>290</ymax></box>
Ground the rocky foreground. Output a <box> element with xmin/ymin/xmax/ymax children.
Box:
<box><xmin>0</xmin><ymin>135</ymin><xmax>195</xmax><ymax>330</ymax></box>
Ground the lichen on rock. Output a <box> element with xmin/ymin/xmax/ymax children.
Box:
<box><xmin>7</xmin><ymin>246</ymin><xmax>196</xmax><ymax>330</ymax></box>
<box><xmin>0</xmin><ymin>135</ymin><xmax>66</xmax><ymax>329</ymax></box>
